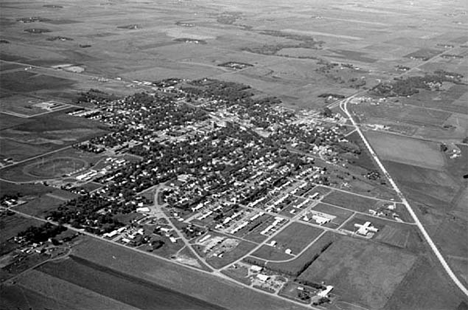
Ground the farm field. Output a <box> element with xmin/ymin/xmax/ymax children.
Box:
<box><xmin>0</xmin><ymin>114</ymin><xmax>107</xmax><ymax>163</ymax></box>
<box><xmin>71</xmin><ymin>237</ymin><xmax>309</xmax><ymax>310</ymax></box>
<box><xmin>14</xmin><ymin>191</ymin><xmax>75</xmax><ymax>218</ymax></box>
<box><xmin>2</xmin><ymin>269</ymin><xmax>141</xmax><ymax>310</ymax></box>
<box><xmin>36</xmin><ymin>256</ymin><xmax>225</xmax><ymax>310</ymax></box>
<box><xmin>1</xmin><ymin>0</ymin><xmax>468</xmax><ymax>308</ymax></box>
<box><xmin>365</xmin><ymin>131</ymin><xmax>446</xmax><ymax>170</ymax></box>
<box><xmin>298</xmin><ymin>236</ymin><xmax>417</xmax><ymax>310</ymax></box>
<box><xmin>0</xmin><ymin>180</ymin><xmax>52</xmax><ymax>197</ymax></box>
<box><xmin>383</xmin><ymin>160</ymin><xmax>460</xmax><ymax>205</ymax></box>
<box><xmin>383</xmin><ymin>256</ymin><xmax>467</xmax><ymax>310</ymax></box>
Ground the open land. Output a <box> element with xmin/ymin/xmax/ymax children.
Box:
<box><xmin>1</xmin><ymin>0</ymin><xmax>468</xmax><ymax>309</ymax></box>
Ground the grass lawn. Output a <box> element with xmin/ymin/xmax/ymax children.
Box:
<box><xmin>268</xmin><ymin>222</ymin><xmax>324</xmax><ymax>255</ymax></box>
<box><xmin>206</xmin><ymin>239</ymin><xmax>257</xmax><ymax>269</ymax></box>
<box><xmin>252</xmin><ymin>244</ymin><xmax>294</xmax><ymax>261</ymax></box>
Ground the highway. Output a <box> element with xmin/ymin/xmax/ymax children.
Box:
<box><xmin>339</xmin><ymin>96</ymin><xmax>468</xmax><ymax>297</ymax></box>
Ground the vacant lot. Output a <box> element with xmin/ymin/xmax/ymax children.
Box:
<box><xmin>268</xmin><ymin>223</ymin><xmax>324</xmax><ymax>255</ymax></box>
<box><xmin>366</xmin><ymin>131</ymin><xmax>445</xmax><ymax>170</ymax></box>
<box><xmin>298</xmin><ymin>236</ymin><xmax>417</xmax><ymax>309</ymax></box>
<box><xmin>267</xmin><ymin>231</ymin><xmax>338</xmax><ymax>276</ymax></box>
<box><xmin>322</xmin><ymin>190</ymin><xmax>379</xmax><ymax>213</ymax></box>
<box><xmin>206</xmin><ymin>239</ymin><xmax>257</xmax><ymax>269</ymax></box>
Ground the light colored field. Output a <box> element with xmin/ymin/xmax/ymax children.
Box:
<box><xmin>366</xmin><ymin>131</ymin><xmax>446</xmax><ymax>170</ymax></box>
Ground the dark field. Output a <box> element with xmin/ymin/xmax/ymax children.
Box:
<box><xmin>37</xmin><ymin>256</ymin><xmax>225</xmax><ymax>310</ymax></box>
<box><xmin>1</xmin><ymin>71</ymin><xmax>74</xmax><ymax>93</ymax></box>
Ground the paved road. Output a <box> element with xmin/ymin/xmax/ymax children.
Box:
<box><xmin>340</xmin><ymin>97</ymin><xmax>468</xmax><ymax>297</ymax></box>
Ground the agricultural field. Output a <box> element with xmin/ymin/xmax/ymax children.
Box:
<box><xmin>13</xmin><ymin>192</ymin><xmax>73</xmax><ymax>218</ymax></box>
<box><xmin>0</xmin><ymin>112</ymin><xmax>108</xmax><ymax>162</ymax></box>
<box><xmin>2</xmin><ymin>269</ymin><xmax>140</xmax><ymax>310</ymax></box>
<box><xmin>298</xmin><ymin>236</ymin><xmax>417</xmax><ymax>310</ymax></box>
<box><xmin>383</xmin><ymin>256</ymin><xmax>468</xmax><ymax>310</ymax></box>
<box><xmin>70</xmin><ymin>237</ymin><xmax>309</xmax><ymax>310</ymax></box>
<box><xmin>35</xmin><ymin>257</ymin><xmax>224</xmax><ymax>310</ymax></box>
<box><xmin>383</xmin><ymin>160</ymin><xmax>461</xmax><ymax>205</ymax></box>
<box><xmin>1</xmin><ymin>0</ymin><xmax>468</xmax><ymax>308</ymax></box>
<box><xmin>366</xmin><ymin>131</ymin><xmax>446</xmax><ymax>170</ymax></box>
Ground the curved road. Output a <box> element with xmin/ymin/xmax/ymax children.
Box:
<box><xmin>340</xmin><ymin>97</ymin><xmax>468</xmax><ymax>297</ymax></box>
